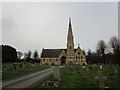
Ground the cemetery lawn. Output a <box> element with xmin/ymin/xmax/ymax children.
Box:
<box><xmin>2</xmin><ymin>63</ymin><xmax>51</xmax><ymax>80</ymax></box>
<box><xmin>36</xmin><ymin>65</ymin><xmax>120</xmax><ymax>88</ymax></box>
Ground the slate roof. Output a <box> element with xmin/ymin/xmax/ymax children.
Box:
<box><xmin>41</xmin><ymin>49</ymin><xmax>77</xmax><ymax>58</ymax></box>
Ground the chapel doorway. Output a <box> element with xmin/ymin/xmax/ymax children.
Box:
<box><xmin>61</xmin><ymin>56</ymin><xmax>66</xmax><ymax>65</ymax></box>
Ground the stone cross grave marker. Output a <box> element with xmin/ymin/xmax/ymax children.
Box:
<box><xmin>110</xmin><ymin>68</ymin><xmax>118</xmax><ymax>80</ymax></box>
<box><xmin>86</xmin><ymin>67</ymin><xmax>93</xmax><ymax>72</ymax></box>
<box><xmin>95</xmin><ymin>71</ymin><xmax>107</xmax><ymax>89</ymax></box>
<box><xmin>53</xmin><ymin>66</ymin><xmax>60</xmax><ymax>80</ymax></box>
<box><xmin>73</xmin><ymin>64</ymin><xmax>78</xmax><ymax>72</ymax></box>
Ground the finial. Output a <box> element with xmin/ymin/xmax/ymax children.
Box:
<box><xmin>69</xmin><ymin>18</ymin><xmax>71</xmax><ymax>22</ymax></box>
<box><xmin>78</xmin><ymin>44</ymin><xmax>80</xmax><ymax>47</ymax></box>
<box><xmin>69</xmin><ymin>18</ymin><xmax>71</xmax><ymax>26</ymax></box>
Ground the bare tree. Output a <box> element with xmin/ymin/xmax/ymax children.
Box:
<box><xmin>109</xmin><ymin>36</ymin><xmax>120</xmax><ymax>64</ymax></box>
<box><xmin>17</xmin><ymin>51</ymin><xmax>23</xmax><ymax>61</ymax></box>
<box><xmin>83</xmin><ymin>49</ymin><xmax>86</xmax><ymax>55</ymax></box>
<box><xmin>33</xmin><ymin>50</ymin><xmax>39</xmax><ymax>63</ymax></box>
<box><xmin>87</xmin><ymin>49</ymin><xmax>92</xmax><ymax>64</ymax></box>
<box><xmin>87</xmin><ymin>49</ymin><xmax>92</xmax><ymax>56</ymax></box>
<box><xmin>27</xmin><ymin>50</ymin><xmax>32</xmax><ymax>62</ymax></box>
<box><xmin>97</xmin><ymin>40</ymin><xmax>107</xmax><ymax>64</ymax></box>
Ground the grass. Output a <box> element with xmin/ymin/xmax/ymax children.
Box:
<box><xmin>35</xmin><ymin>65</ymin><xmax>120</xmax><ymax>88</ymax></box>
<box><xmin>2</xmin><ymin>62</ymin><xmax>51</xmax><ymax>80</ymax></box>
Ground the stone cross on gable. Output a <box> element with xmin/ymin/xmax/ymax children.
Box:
<box><xmin>95</xmin><ymin>71</ymin><xmax>107</xmax><ymax>89</ymax></box>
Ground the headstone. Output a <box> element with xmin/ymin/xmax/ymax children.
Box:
<box><xmin>73</xmin><ymin>65</ymin><xmax>76</xmax><ymax>71</ymax></box>
<box><xmin>100</xmin><ymin>65</ymin><xmax>102</xmax><ymax>69</ymax></box>
<box><xmin>88</xmin><ymin>67</ymin><xmax>92</xmax><ymax>71</ymax></box>
<box><xmin>53</xmin><ymin>66</ymin><xmax>60</xmax><ymax>80</ymax></box>
<box><xmin>13</xmin><ymin>63</ymin><xmax>17</xmax><ymax>70</ymax></box>
<box><xmin>69</xmin><ymin>65</ymin><xmax>72</xmax><ymax>75</ymax></box>
<box><xmin>86</xmin><ymin>68</ymin><xmax>89</xmax><ymax>72</ymax></box>
<box><xmin>18</xmin><ymin>63</ymin><xmax>23</xmax><ymax>70</ymax></box>
<box><xmin>114</xmin><ymin>69</ymin><xmax>118</xmax><ymax>74</ymax></box>
<box><xmin>109</xmin><ymin>69</ymin><xmax>118</xmax><ymax>80</ymax></box>
<box><xmin>98</xmin><ymin>72</ymin><xmax>105</xmax><ymax>88</ymax></box>
<box><xmin>86</xmin><ymin>67</ymin><xmax>92</xmax><ymax>72</ymax></box>
<box><xmin>81</xmin><ymin>76</ymin><xmax>86</xmax><ymax>80</ymax></box>
<box><xmin>95</xmin><ymin>71</ymin><xmax>107</xmax><ymax>89</ymax></box>
<box><xmin>60</xmin><ymin>66</ymin><xmax>65</xmax><ymax>70</ymax></box>
<box><xmin>82</xmin><ymin>66</ymin><xmax>86</xmax><ymax>69</ymax></box>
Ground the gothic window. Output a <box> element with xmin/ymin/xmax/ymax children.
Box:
<box><xmin>69</xmin><ymin>46</ymin><xmax>71</xmax><ymax>49</ymax></box>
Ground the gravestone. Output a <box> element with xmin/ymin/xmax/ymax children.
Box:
<box><xmin>114</xmin><ymin>69</ymin><xmax>118</xmax><ymax>74</ymax></box>
<box><xmin>73</xmin><ymin>64</ymin><xmax>76</xmax><ymax>72</ymax></box>
<box><xmin>86</xmin><ymin>68</ymin><xmax>89</xmax><ymax>72</ymax></box>
<box><xmin>95</xmin><ymin>71</ymin><xmax>107</xmax><ymax>89</ymax></box>
<box><xmin>53</xmin><ymin>66</ymin><xmax>60</xmax><ymax>80</ymax></box>
<box><xmin>109</xmin><ymin>69</ymin><xmax>118</xmax><ymax>80</ymax></box>
<box><xmin>86</xmin><ymin>67</ymin><xmax>91</xmax><ymax>72</ymax></box>
<box><xmin>13</xmin><ymin>63</ymin><xmax>17</xmax><ymax>70</ymax></box>
<box><xmin>82</xmin><ymin>66</ymin><xmax>86</xmax><ymax>69</ymax></box>
<box><xmin>100</xmin><ymin>65</ymin><xmax>102</xmax><ymax>69</ymax></box>
<box><xmin>69</xmin><ymin>65</ymin><xmax>72</xmax><ymax>75</ymax></box>
<box><xmin>81</xmin><ymin>76</ymin><xmax>86</xmax><ymax>80</ymax></box>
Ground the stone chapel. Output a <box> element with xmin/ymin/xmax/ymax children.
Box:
<box><xmin>40</xmin><ymin>18</ymin><xmax>87</xmax><ymax>65</ymax></box>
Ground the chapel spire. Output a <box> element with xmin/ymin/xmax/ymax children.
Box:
<box><xmin>67</xmin><ymin>18</ymin><xmax>74</xmax><ymax>44</ymax></box>
<box><xmin>67</xmin><ymin>18</ymin><xmax>74</xmax><ymax>64</ymax></box>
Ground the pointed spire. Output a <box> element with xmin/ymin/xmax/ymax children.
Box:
<box><xmin>67</xmin><ymin>18</ymin><xmax>74</xmax><ymax>44</ymax></box>
<box><xmin>78</xmin><ymin>44</ymin><xmax>80</xmax><ymax>48</ymax></box>
<box><xmin>69</xmin><ymin>18</ymin><xmax>71</xmax><ymax>24</ymax></box>
<box><xmin>69</xmin><ymin>18</ymin><xmax>72</xmax><ymax>28</ymax></box>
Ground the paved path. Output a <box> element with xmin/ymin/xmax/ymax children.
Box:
<box><xmin>3</xmin><ymin>67</ymin><xmax>54</xmax><ymax>89</ymax></box>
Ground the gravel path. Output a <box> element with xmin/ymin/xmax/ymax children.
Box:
<box><xmin>3</xmin><ymin>67</ymin><xmax>54</xmax><ymax>89</ymax></box>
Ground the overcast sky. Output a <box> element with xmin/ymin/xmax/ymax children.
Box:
<box><xmin>2</xmin><ymin>2</ymin><xmax>118</xmax><ymax>54</ymax></box>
